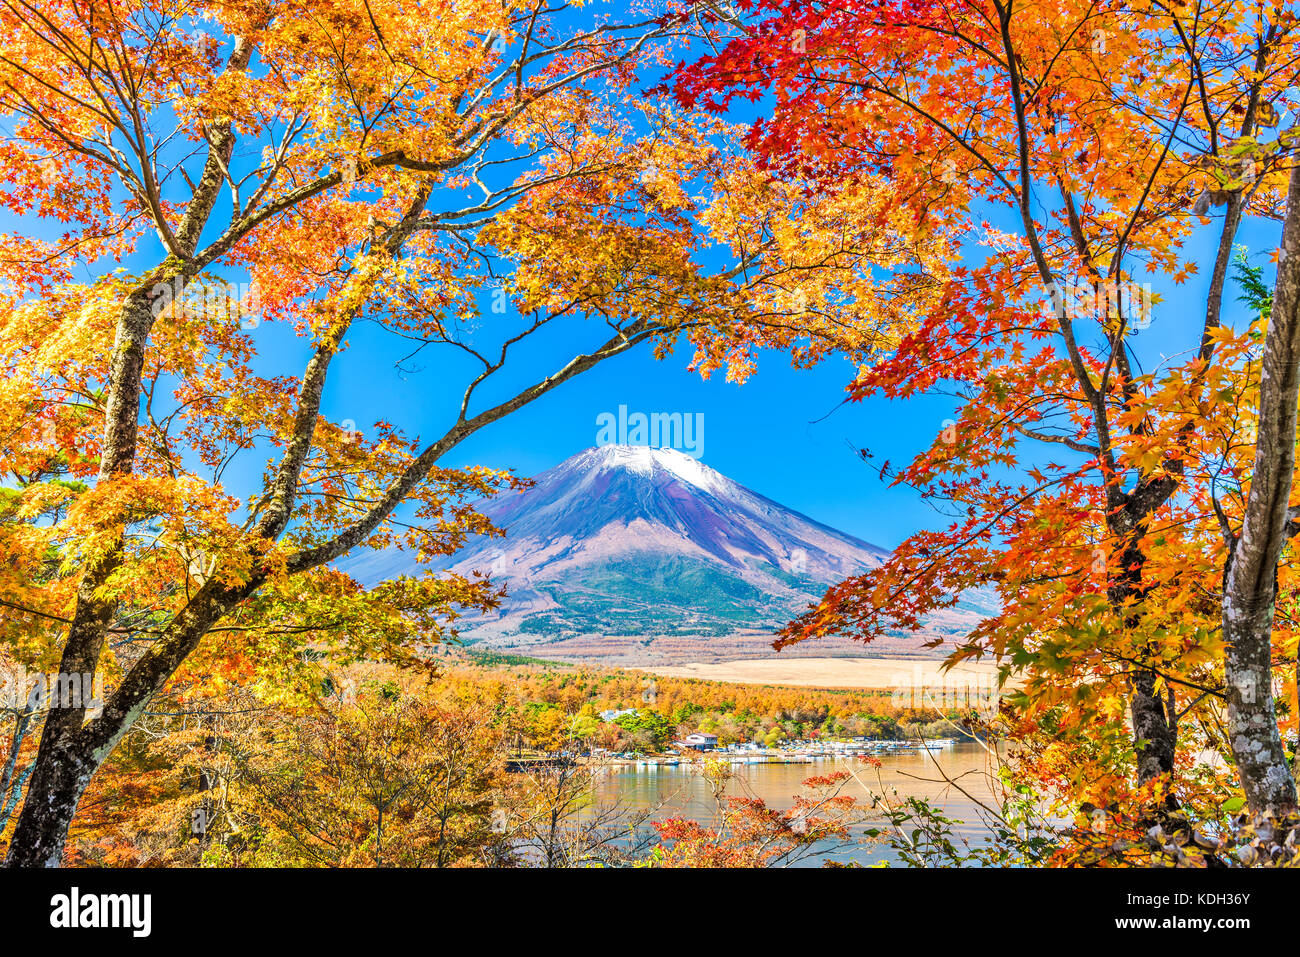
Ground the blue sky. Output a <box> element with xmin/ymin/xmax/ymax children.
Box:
<box><xmin>2</xmin><ymin>11</ymin><xmax>1284</xmax><ymax>554</ymax></box>
<box><xmin>321</xmin><ymin>199</ymin><xmax>1277</xmax><ymax>552</ymax></box>
<box><xmin>333</xmin><ymin>321</ymin><xmax>960</xmax><ymax>550</ymax></box>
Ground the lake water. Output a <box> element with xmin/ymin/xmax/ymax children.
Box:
<box><xmin>589</xmin><ymin>742</ymin><xmax>1003</xmax><ymax>866</ymax></box>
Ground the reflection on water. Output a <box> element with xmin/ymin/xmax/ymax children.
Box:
<box><xmin>589</xmin><ymin>742</ymin><xmax>1002</xmax><ymax>866</ymax></box>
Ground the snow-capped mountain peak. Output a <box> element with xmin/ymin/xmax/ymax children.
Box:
<box><xmin>574</xmin><ymin>444</ymin><xmax>725</xmax><ymax>494</ymax></box>
<box><xmin>342</xmin><ymin>446</ymin><xmax>993</xmax><ymax>664</ymax></box>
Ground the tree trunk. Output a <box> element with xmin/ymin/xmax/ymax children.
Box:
<box><xmin>4</xmin><ymin>584</ymin><xmax>243</xmax><ymax>866</ymax></box>
<box><xmin>3</xmin><ymin>728</ymin><xmax>103</xmax><ymax>866</ymax></box>
<box><xmin>1108</xmin><ymin>532</ymin><xmax>1178</xmax><ymax>787</ymax></box>
<box><xmin>1129</xmin><ymin>668</ymin><xmax>1178</xmax><ymax>784</ymax></box>
<box><xmin>1221</xmin><ymin>163</ymin><xmax>1300</xmax><ymax>817</ymax></box>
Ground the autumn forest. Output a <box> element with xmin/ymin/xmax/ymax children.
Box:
<box><xmin>1</xmin><ymin>0</ymin><xmax>1299</xmax><ymax>904</ymax></box>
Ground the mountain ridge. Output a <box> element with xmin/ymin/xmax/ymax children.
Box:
<box><xmin>343</xmin><ymin>445</ymin><xmax>994</xmax><ymax>665</ymax></box>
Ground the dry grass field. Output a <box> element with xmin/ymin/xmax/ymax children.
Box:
<box><xmin>637</xmin><ymin>655</ymin><xmax>1007</xmax><ymax>691</ymax></box>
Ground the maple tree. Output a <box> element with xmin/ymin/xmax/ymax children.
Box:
<box><xmin>677</xmin><ymin>0</ymin><xmax>1300</xmax><ymax>824</ymax></box>
<box><xmin>0</xmin><ymin>0</ymin><xmax>952</xmax><ymax>866</ymax></box>
<box><xmin>12</xmin><ymin>0</ymin><xmax>1300</xmax><ymax>871</ymax></box>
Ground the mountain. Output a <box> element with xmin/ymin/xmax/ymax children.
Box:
<box><xmin>343</xmin><ymin>445</ymin><xmax>996</xmax><ymax>665</ymax></box>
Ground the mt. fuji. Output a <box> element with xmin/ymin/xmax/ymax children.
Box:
<box><xmin>343</xmin><ymin>445</ymin><xmax>995</xmax><ymax>665</ymax></box>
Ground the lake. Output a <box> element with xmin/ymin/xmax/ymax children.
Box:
<box><xmin>588</xmin><ymin>741</ymin><xmax>1003</xmax><ymax>866</ymax></box>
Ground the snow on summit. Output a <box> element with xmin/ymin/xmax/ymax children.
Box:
<box><xmin>583</xmin><ymin>444</ymin><xmax>726</xmax><ymax>494</ymax></box>
<box><xmin>340</xmin><ymin>446</ymin><xmax>996</xmax><ymax>663</ymax></box>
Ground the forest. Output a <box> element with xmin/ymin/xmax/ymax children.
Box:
<box><xmin>0</xmin><ymin>0</ymin><xmax>1299</xmax><ymax>875</ymax></box>
<box><xmin>44</xmin><ymin>657</ymin><xmax>960</xmax><ymax>867</ymax></box>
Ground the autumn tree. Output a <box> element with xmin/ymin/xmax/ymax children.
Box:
<box><xmin>652</xmin><ymin>761</ymin><xmax>870</xmax><ymax>866</ymax></box>
<box><xmin>48</xmin><ymin>671</ymin><xmax>509</xmax><ymax>867</ymax></box>
<box><xmin>234</xmin><ymin>686</ymin><xmax>506</xmax><ymax>867</ymax></box>
<box><xmin>678</xmin><ymin>0</ymin><xmax>1300</xmax><ymax>818</ymax></box>
<box><xmin>0</xmin><ymin>0</ymin><xmax>944</xmax><ymax>865</ymax></box>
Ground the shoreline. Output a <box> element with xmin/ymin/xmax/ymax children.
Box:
<box><xmin>605</xmin><ymin>738</ymin><xmax>963</xmax><ymax>769</ymax></box>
